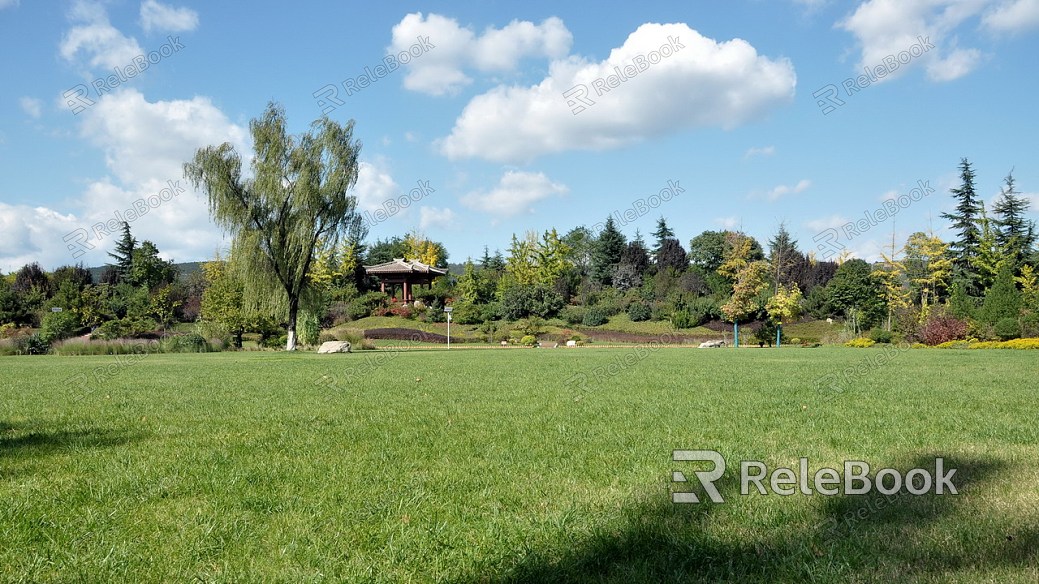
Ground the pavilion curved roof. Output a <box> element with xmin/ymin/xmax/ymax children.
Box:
<box><xmin>363</xmin><ymin>258</ymin><xmax>447</xmax><ymax>275</ymax></box>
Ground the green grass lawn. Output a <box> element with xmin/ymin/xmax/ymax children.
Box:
<box><xmin>1</xmin><ymin>348</ymin><xmax>1036</xmax><ymax>582</ymax></box>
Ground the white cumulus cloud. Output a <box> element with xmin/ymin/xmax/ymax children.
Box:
<box><xmin>60</xmin><ymin>1</ymin><xmax>144</xmax><ymax>72</ymax></box>
<box><xmin>390</xmin><ymin>13</ymin><xmax>573</xmax><ymax>96</ymax></box>
<box><xmin>461</xmin><ymin>171</ymin><xmax>568</xmax><ymax>217</ymax></box>
<box><xmin>983</xmin><ymin>0</ymin><xmax>1039</xmax><ymax>32</ymax></box>
<box><xmin>439</xmin><ymin>22</ymin><xmax>796</xmax><ymax>163</ymax></box>
<box><xmin>140</xmin><ymin>0</ymin><xmax>199</xmax><ymax>33</ymax></box>
<box><xmin>0</xmin><ymin>89</ymin><xmax>248</xmax><ymax>271</ymax></box>
<box><xmin>419</xmin><ymin>206</ymin><xmax>457</xmax><ymax>230</ymax></box>
<box><xmin>835</xmin><ymin>0</ymin><xmax>1039</xmax><ymax>83</ymax></box>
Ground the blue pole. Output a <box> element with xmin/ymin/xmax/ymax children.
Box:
<box><xmin>776</xmin><ymin>323</ymin><xmax>781</xmax><ymax>348</ymax></box>
<box><xmin>733</xmin><ymin>322</ymin><xmax>739</xmax><ymax>348</ymax></box>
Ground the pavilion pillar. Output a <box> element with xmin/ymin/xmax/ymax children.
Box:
<box><xmin>403</xmin><ymin>280</ymin><xmax>409</xmax><ymax>302</ymax></box>
<box><xmin>380</xmin><ymin>282</ymin><xmax>385</xmax><ymax>294</ymax></box>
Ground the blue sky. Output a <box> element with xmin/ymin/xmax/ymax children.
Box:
<box><xmin>2</xmin><ymin>0</ymin><xmax>1038</xmax><ymax>272</ymax></box>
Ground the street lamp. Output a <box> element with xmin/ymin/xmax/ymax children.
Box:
<box><xmin>444</xmin><ymin>306</ymin><xmax>453</xmax><ymax>349</ymax></box>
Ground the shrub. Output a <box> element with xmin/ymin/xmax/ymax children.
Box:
<box><xmin>262</xmin><ymin>334</ymin><xmax>288</xmax><ymax>349</ymax></box>
<box><xmin>918</xmin><ymin>307</ymin><xmax>968</xmax><ymax>346</ymax></box>
<box><xmin>479</xmin><ymin>302</ymin><xmax>502</xmax><ymax>323</ymax></box>
<box><xmin>194</xmin><ymin>320</ymin><xmax>233</xmax><ymax>349</ymax></box>
<box><xmin>297</xmin><ymin>311</ymin><xmax>321</xmax><ymax>346</ymax></box>
<box><xmin>20</xmin><ymin>333</ymin><xmax>51</xmax><ymax>355</ymax></box>
<box><xmin>93</xmin><ymin>319</ymin><xmax>126</xmax><ymax>340</ymax></box>
<box><xmin>844</xmin><ymin>337</ymin><xmax>876</xmax><ymax>348</ymax></box>
<box><xmin>325</xmin><ymin>301</ymin><xmax>352</xmax><ymax>327</ymax></box>
<box><xmin>627</xmin><ymin>302</ymin><xmax>652</xmax><ymax>322</ymax></box>
<box><xmin>994</xmin><ymin>317</ymin><xmax>1020</xmax><ymax>341</ymax></box>
<box><xmin>516</xmin><ymin>317</ymin><xmax>545</xmax><ymax>337</ymax></box>
<box><xmin>519</xmin><ymin>335</ymin><xmax>537</xmax><ymax>347</ymax></box>
<box><xmin>40</xmin><ymin>310</ymin><xmax>82</xmax><ymax>343</ymax></box>
<box><xmin>868</xmin><ymin>328</ymin><xmax>893</xmax><ymax>344</ymax></box>
<box><xmin>686</xmin><ymin>297</ymin><xmax>720</xmax><ymax>327</ymax></box>
<box><xmin>501</xmin><ymin>284</ymin><xmax>564</xmax><ymax>320</ymax></box>
<box><xmin>582</xmin><ymin>307</ymin><xmax>609</xmax><ymax>327</ymax></box>
<box><xmin>451</xmin><ymin>301</ymin><xmax>484</xmax><ymax>325</ymax></box>
<box><xmin>754</xmin><ymin>321</ymin><xmax>786</xmax><ymax>347</ymax></box>
<box><xmin>346</xmin><ymin>291</ymin><xmax>389</xmax><ymax>320</ymax></box>
<box><xmin>345</xmin><ymin>301</ymin><xmax>372</xmax><ymax>321</ymax></box>
<box><xmin>561</xmin><ymin>306</ymin><xmax>586</xmax><ymax>325</ymax></box>
<box><xmin>670</xmin><ymin>310</ymin><xmax>694</xmax><ymax>329</ymax></box>
<box><xmin>387</xmin><ymin>304</ymin><xmax>414</xmax><ymax>319</ymax></box>
<box><xmin>161</xmin><ymin>333</ymin><xmax>210</xmax><ymax>353</ymax></box>
<box><xmin>1000</xmin><ymin>337</ymin><xmax>1039</xmax><ymax>349</ymax></box>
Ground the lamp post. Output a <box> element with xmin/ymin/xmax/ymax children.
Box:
<box><xmin>444</xmin><ymin>306</ymin><xmax>453</xmax><ymax>349</ymax></box>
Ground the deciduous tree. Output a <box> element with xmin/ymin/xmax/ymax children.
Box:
<box><xmin>184</xmin><ymin>102</ymin><xmax>363</xmax><ymax>350</ymax></box>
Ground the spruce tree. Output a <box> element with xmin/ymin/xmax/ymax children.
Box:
<box><xmin>941</xmin><ymin>158</ymin><xmax>982</xmax><ymax>291</ymax></box>
<box><xmin>768</xmin><ymin>222</ymin><xmax>800</xmax><ymax>291</ymax></box>
<box><xmin>992</xmin><ymin>172</ymin><xmax>1037</xmax><ymax>265</ymax></box>
<box><xmin>651</xmin><ymin>217</ymin><xmax>675</xmax><ymax>257</ymax></box>
<box><xmin>591</xmin><ymin>216</ymin><xmax>626</xmax><ymax>286</ymax></box>
<box><xmin>106</xmin><ymin>221</ymin><xmax>136</xmax><ymax>283</ymax></box>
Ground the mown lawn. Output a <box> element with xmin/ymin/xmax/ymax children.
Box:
<box><xmin>1</xmin><ymin>347</ymin><xmax>1036</xmax><ymax>582</ymax></box>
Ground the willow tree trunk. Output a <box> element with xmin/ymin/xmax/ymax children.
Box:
<box><xmin>286</xmin><ymin>296</ymin><xmax>299</xmax><ymax>351</ymax></box>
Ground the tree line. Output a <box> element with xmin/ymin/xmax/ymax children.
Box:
<box><xmin>2</xmin><ymin>104</ymin><xmax>1036</xmax><ymax>353</ymax></box>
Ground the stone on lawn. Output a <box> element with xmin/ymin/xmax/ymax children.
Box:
<box><xmin>317</xmin><ymin>341</ymin><xmax>352</xmax><ymax>354</ymax></box>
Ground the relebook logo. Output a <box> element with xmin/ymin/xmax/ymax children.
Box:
<box><xmin>671</xmin><ymin>450</ymin><xmax>958</xmax><ymax>504</ymax></box>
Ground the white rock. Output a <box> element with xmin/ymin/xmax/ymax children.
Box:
<box><xmin>698</xmin><ymin>340</ymin><xmax>726</xmax><ymax>348</ymax></box>
<box><xmin>317</xmin><ymin>341</ymin><xmax>352</xmax><ymax>354</ymax></box>
<box><xmin>566</xmin><ymin>340</ymin><xmax>577</xmax><ymax>347</ymax></box>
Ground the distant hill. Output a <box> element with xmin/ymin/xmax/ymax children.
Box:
<box><xmin>85</xmin><ymin>261</ymin><xmax>204</xmax><ymax>283</ymax></box>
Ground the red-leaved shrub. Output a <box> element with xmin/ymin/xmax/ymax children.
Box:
<box><xmin>918</xmin><ymin>307</ymin><xmax>968</xmax><ymax>345</ymax></box>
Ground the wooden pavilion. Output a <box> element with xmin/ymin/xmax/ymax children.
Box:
<box><xmin>363</xmin><ymin>258</ymin><xmax>447</xmax><ymax>302</ymax></box>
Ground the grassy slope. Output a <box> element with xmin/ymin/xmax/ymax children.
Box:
<box><xmin>1</xmin><ymin>348</ymin><xmax>1036</xmax><ymax>582</ymax></box>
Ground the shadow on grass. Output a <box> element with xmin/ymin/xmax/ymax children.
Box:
<box><xmin>0</xmin><ymin>424</ymin><xmax>141</xmax><ymax>461</ymax></box>
<box><xmin>457</xmin><ymin>454</ymin><xmax>1036</xmax><ymax>583</ymax></box>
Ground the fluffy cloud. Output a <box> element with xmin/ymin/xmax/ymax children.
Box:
<box><xmin>439</xmin><ymin>22</ymin><xmax>796</xmax><ymax>163</ymax></box>
<box><xmin>983</xmin><ymin>0</ymin><xmax>1039</xmax><ymax>32</ymax></box>
<box><xmin>0</xmin><ymin>89</ymin><xmax>248</xmax><ymax>271</ymax></box>
<box><xmin>765</xmin><ymin>179</ymin><xmax>812</xmax><ymax>200</ymax></box>
<box><xmin>19</xmin><ymin>97</ymin><xmax>42</xmax><ymax>118</ymax></box>
<box><xmin>419</xmin><ymin>206</ymin><xmax>457</xmax><ymax>230</ymax></box>
<box><xmin>140</xmin><ymin>0</ymin><xmax>199</xmax><ymax>33</ymax></box>
<box><xmin>353</xmin><ymin>161</ymin><xmax>401</xmax><ymax>213</ymax></box>
<box><xmin>390</xmin><ymin>13</ymin><xmax>572</xmax><ymax>96</ymax></box>
<box><xmin>60</xmin><ymin>1</ymin><xmax>144</xmax><ymax>72</ymax></box>
<box><xmin>714</xmin><ymin>216</ymin><xmax>741</xmax><ymax>230</ymax></box>
<box><xmin>838</xmin><ymin>0</ymin><xmax>1039</xmax><ymax>82</ymax></box>
<box><xmin>461</xmin><ymin>171</ymin><xmax>568</xmax><ymax>217</ymax></box>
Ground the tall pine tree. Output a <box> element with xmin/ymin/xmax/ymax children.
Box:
<box><xmin>106</xmin><ymin>221</ymin><xmax>136</xmax><ymax>283</ymax></box>
<box><xmin>592</xmin><ymin>216</ymin><xmax>626</xmax><ymax>286</ymax></box>
<box><xmin>767</xmin><ymin>222</ymin><xmax>800</xmax><ymax>292</ymax></box>
<box><xmin>941</xmin><ymin>158</ymin><xmax>982</xmax><ymax>292</ymax></box>
<box><xmin>992</xmin><ymin>171</ymin><xmax>1037</xmax><ymax>266</ymax></box>
<box><xmin>651</xmin><ymin>217</ymin><xmax>675</xmax><ymax>258</ymax></box>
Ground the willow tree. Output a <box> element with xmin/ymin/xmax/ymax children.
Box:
<box><xmin>184</xmin><ymin>102</ymin><xmax>362</xmax><ymax>350</ymax></box>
